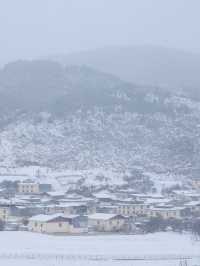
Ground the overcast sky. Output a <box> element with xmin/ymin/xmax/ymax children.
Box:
<box><xmin>0</xmin><ymin>0</ymin><xmax>200</xmax><ymax>64</ymax></box>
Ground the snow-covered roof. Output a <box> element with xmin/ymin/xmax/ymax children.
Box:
<box><xmin>184</xmin><ymin>201</ymin><xmax>200</xmax><ymax>207</ymax></box>
<box><xmin>29</xmin><ymin>213</ymin><xmax>65</xmax><ymax>222</ymax></box>
<box><xmin>88</xmin><ymin>213</ymin><xmax>123</xmax><ymax>220</ymax></box>
<box><xmin>59</xmin><ymin>202</ymin><xmax>87</xmax><ymax>208</ymax></box>
<box><xmin>0</xmin><ymin>199</ymin><xmax>11</xmax><ymax>205</ymax></box>
<box><xmin>64</xmin><ymin>214</ymin><xmax>84</xmax><ymax>219</ymax></box>
<box><xmin>149</xmin><ymin>206</ymin><xmax>186</xmax><ymax>211</ymax></box>
<box><xmin>18</xmin><ymin>180</ymin><xmax>39</xmax><ymax>185</ymax></box>
<box><xmin>29</xmin><ymin>213</ymin><xmax>84</xmax><ymax>222</ymax></box>
<box><xmin>116</xmin><ymin>202</ymin><xmax>148</xmax><ymax>207</ymax></box>
<box><xmin>93</xmin><ymin>191</ymin><xmax>116</xmax><ymax>199</ymax></box>
<box><xmin>45</xmin><ymin>191</ymin><xmax>65</xmax><ymax>197</ymax></box>
<box><xmin>172</xmin><ymin>190</ymin><xmax>200</xmax><ymax>197</ymax></box>
<box><xmin>145</xmin><ymin>198</ymin><xmax>172</xmax><ymax>204</ymax></box>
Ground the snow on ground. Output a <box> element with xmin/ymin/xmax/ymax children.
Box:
<box><xmin>0</xmin><ymin>166</ymin><xmax>184</xmax><ymax>194</ymax></box>
<box><xmin>0</xmin><ymin>167</ymin><xmax>126</xmax><ymax>191</ymax></box>
<box><xmin>145</xmin><ymin>171</ymin><xmax>183</xmax><ymax>193</ymax></box>
<box><xmin>0</xmin><ymin>231</ymin><xmax>199</xmax><ymax>256</ymax></box>
<box><xmin>0</xmin><ymin>259</ymin><xmax>194</xmax><ymax>266</ymax></box>
<box><xmin>0</xmin><ymin>232</ymin><xmax>199</xmax><ymax>266</ymax></box>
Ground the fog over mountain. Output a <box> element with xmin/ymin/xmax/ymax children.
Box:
<box><xmin>1</xmin><ymin>1</ymin><xmax>200</xmax><ymax>64</ymax></box>
<box><xmin>49</xmin><ymin>46</ymin><xmax>200</xmax><ymax>90</ymax></box>
<box><xmin>0</xmin><ymin>60</ymin><xmax>200</xmax><ymax>180</ymax></box>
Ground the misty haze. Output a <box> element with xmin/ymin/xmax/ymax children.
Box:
<box><xmin>0</xmin><ymin>1</ymin><xmax>200</xmax><ymax>266</ymax></box>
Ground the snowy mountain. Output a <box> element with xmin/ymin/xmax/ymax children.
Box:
<box><xmin>0</xmin><ymin>60</ymin><xmax>200</xmax><ymax>179</ymax></box>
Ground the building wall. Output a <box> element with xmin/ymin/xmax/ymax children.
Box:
<box><xmin>187</xmin><ymin>205</ymin><xmax>200</xmax><ymax>214</ymax></box>
<box><xmin>28</xmin><ymin>220</ymin><xmax>74</xmax><ymax>233</ymax></box>
<box><xmin>192</xmin><ymin>179</ymin><xmax>200</xmax><ymax>189</ymax></box>
<box><xmin>18</xmin><ymin>183</ymin><xmax>40</xmax><ymax>194</ymax></box>
<box><xmin>147</xmin><ymin>209</ymin><xmax>181</xmax><ymax>219</ymax></box>
<box><xmin>117</xmin><ymin>204</ymin><xmax>148</xmax><ymax>216</ymax></box>
<box><xmin>0</xmin><ymin>207</ymin><xmax>10</xmax><ymax>221</ymax></box>
<box><xmin>89</xmin><ymin>218</ymin><xmax>125</xmax><ymax>232</ymax></box>
<box><xmin>45</xmin><ymin>206</ymin><xmax>62</xmax><ymax>214</ymax></box>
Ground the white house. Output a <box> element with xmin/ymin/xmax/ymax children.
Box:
<box><xmin>28</xmin><ymin>213</ymin><xmax>86</xmax><ymax>234</ymax></box>
<box><xmin>88</xmin><ymin>213</ymin><xmax>126</xmax><ymax>232</ymax></box>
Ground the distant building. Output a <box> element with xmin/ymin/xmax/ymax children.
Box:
<box><xmin>44</xmin><ymin>202</ymin><xmax>88</xmax><ymax>216</ymax></box>
<box><xmin>171</xmin><ymin>190</ymin><xmax>200</xmax><ymax>201</ymax></box>
<box><xmin>146</xmin><ymin>206</ymin><xmax>186</xmax><ymax>219</ymax></box>
<box><xmin>184</xmin><ymin>201</ymin><xmax>200</xmax><ymax>214</ymax></box>
<box><xmin>0</xmin><ymin>206</ymin><xmax>10</xmax><ymax>221</ymax></box>
<box><xmin>38</xmin><ymin>184</ymin><xmax>52</xmax><ymax>193</ymax></box>
<box><xmin>88</xmin><ymin>213</ymin><xmax>126</xmax><ymax>232</ymax></box>
<box><xmin>17</xmin><ymin>181</ymin><xmax>52</xmax><ymax>194</ymax></box>
<box><xmin>116</xmin><ymin>203</ymin><xmax>149</xmax><ymax>216</ymax></box>
<box><xmin>17</xmin><ymin>181</ymin><xmax>40</xmax><ymax>194</ymax></box>
<box><xmin>43</xmin><ymin>191</ymin><xmax>65</xmax><ymax>200</ymax></box>
<box><xmin>28</xmin><ymin>213</ymin><xmax>87</xmax><ymax>234</ymax></box>
<box><xmin>191</xmin><ymin>178</ymin><xmax>200</xmax><ymax>189</ymax></box>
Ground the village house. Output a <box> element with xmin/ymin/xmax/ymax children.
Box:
<box><xmin>38</xmin><ymin>183</ymin><xmax>52</xmax><ymax>193</ymax></box>
<box><xmin>0</xmin><ymin>205</ymin><xmax>10</xmax><ymax>221</ymax></box>
<box><xmin>131</xmin><ymin>193</ymin><xmax>165</xmax><ymax>202</ymax></box>
<box><xmin>44</xmin><ymin>201</ymin><xmax>88</xmax><ymax>215</ymax></box>
<box><xmin>184</xmin><ymin>201</ymin><xmax>200</xmax><ymax>215</ymax></box>
<box><xmin>62</xmin><ymin>202</ymin><xmax>88</xmax><ymax>215</ymax></box>
<box><xmin>88</xmin><ymin>213</ymin><xmax>126</xmax><ymax>232</ymax></box>
<box><xmin>170</xmin><ymin>190</ymin><xmax>200</xmax><ymax>202</ymax></box>
<box><xmin>28</xmin><ymin>213</ymin><xmax>87</xmax><ymax>234</ymax></box>
<box><xmin>146</xmin><ymin>206</ymin><xmax>187</xmax><ymax>219</ymax></box>
<box><xmin>191</xmin><ymin>178</ymin><xmax>200</xmax><ymax>189</ymax></box>
<box><xmin>96</xmin><ymin>205</ymin><xmax>118</xmax><ymax>214</ymax></box>
<box><xmin>93</xmin><ymin>190</ymin><xmax>118</xmax><ymax>203</ymax></box>
<box><xmin>67</xmin><ymin>214</ymin><xmax>88</xmax><ymax>230</ymax></box>
<box><xmin>17</xmin><ymin>181</ymin><xmax>40</xmax><ymax>194</ymax></box>
<box><xmin>0</xmin><ymin>204</ymin><xmax>33</xmax><ymax>222</ymax></box>
<box><xmin>17</xmin><ymin>181</ymin><xmax>52</xmax><ymax>194</ymax></box>
<box><xmin>0</xmin><ymin>202</ymin><xmax>44</xmax><ymax>224</ymax></box>
<box><xmin>42</xmin><ymin>191</ymin><xmax>66</xmax><ymax>200</ymax></box>
<box><xmin>116</xmin><ymin>203</ymin><xmax>149</xmax><ymax>216</ymax></box>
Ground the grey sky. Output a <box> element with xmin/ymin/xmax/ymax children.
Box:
<box><xmin>0</xmin><ymin>0</ymin><xmax>200</xmax><ymax>64</ymax></box>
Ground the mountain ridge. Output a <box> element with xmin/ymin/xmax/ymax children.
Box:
<box><xmin>47</xmin><ymin>46</ymin><xmax>200</xmax><ymax>90</ymax></box>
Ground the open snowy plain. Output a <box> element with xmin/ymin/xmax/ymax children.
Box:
<box><xmin>0</xmin><ymin>232</ymin><xmax>199</xmax><ymax>266</ymax></box>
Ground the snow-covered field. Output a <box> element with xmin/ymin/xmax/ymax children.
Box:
<box><xmin>0</xmin><ymin>260</ymin><xmax>195</xmax><ymax>266</ymax></box>
<box><xmin>0</xmin><ymin>232</ymin><xmax>199</xmax><ymax>266</ymax></box>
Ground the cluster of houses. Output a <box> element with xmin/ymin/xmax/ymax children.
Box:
<box><xmin>0</xmin><ymin>177</ymin><xmax>199</xmax><ymax>235</ymax></box>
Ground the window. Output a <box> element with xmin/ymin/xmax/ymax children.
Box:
<box><xmin>96</xmin><ymin>220</ymin><xmax>101</xmax><ymax>227</ymax></box>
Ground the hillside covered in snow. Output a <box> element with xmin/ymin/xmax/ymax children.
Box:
<box><xmin>0</xmin><ymin>60</ymin><xmax>200</xmax><ymax>180</ymax></box>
